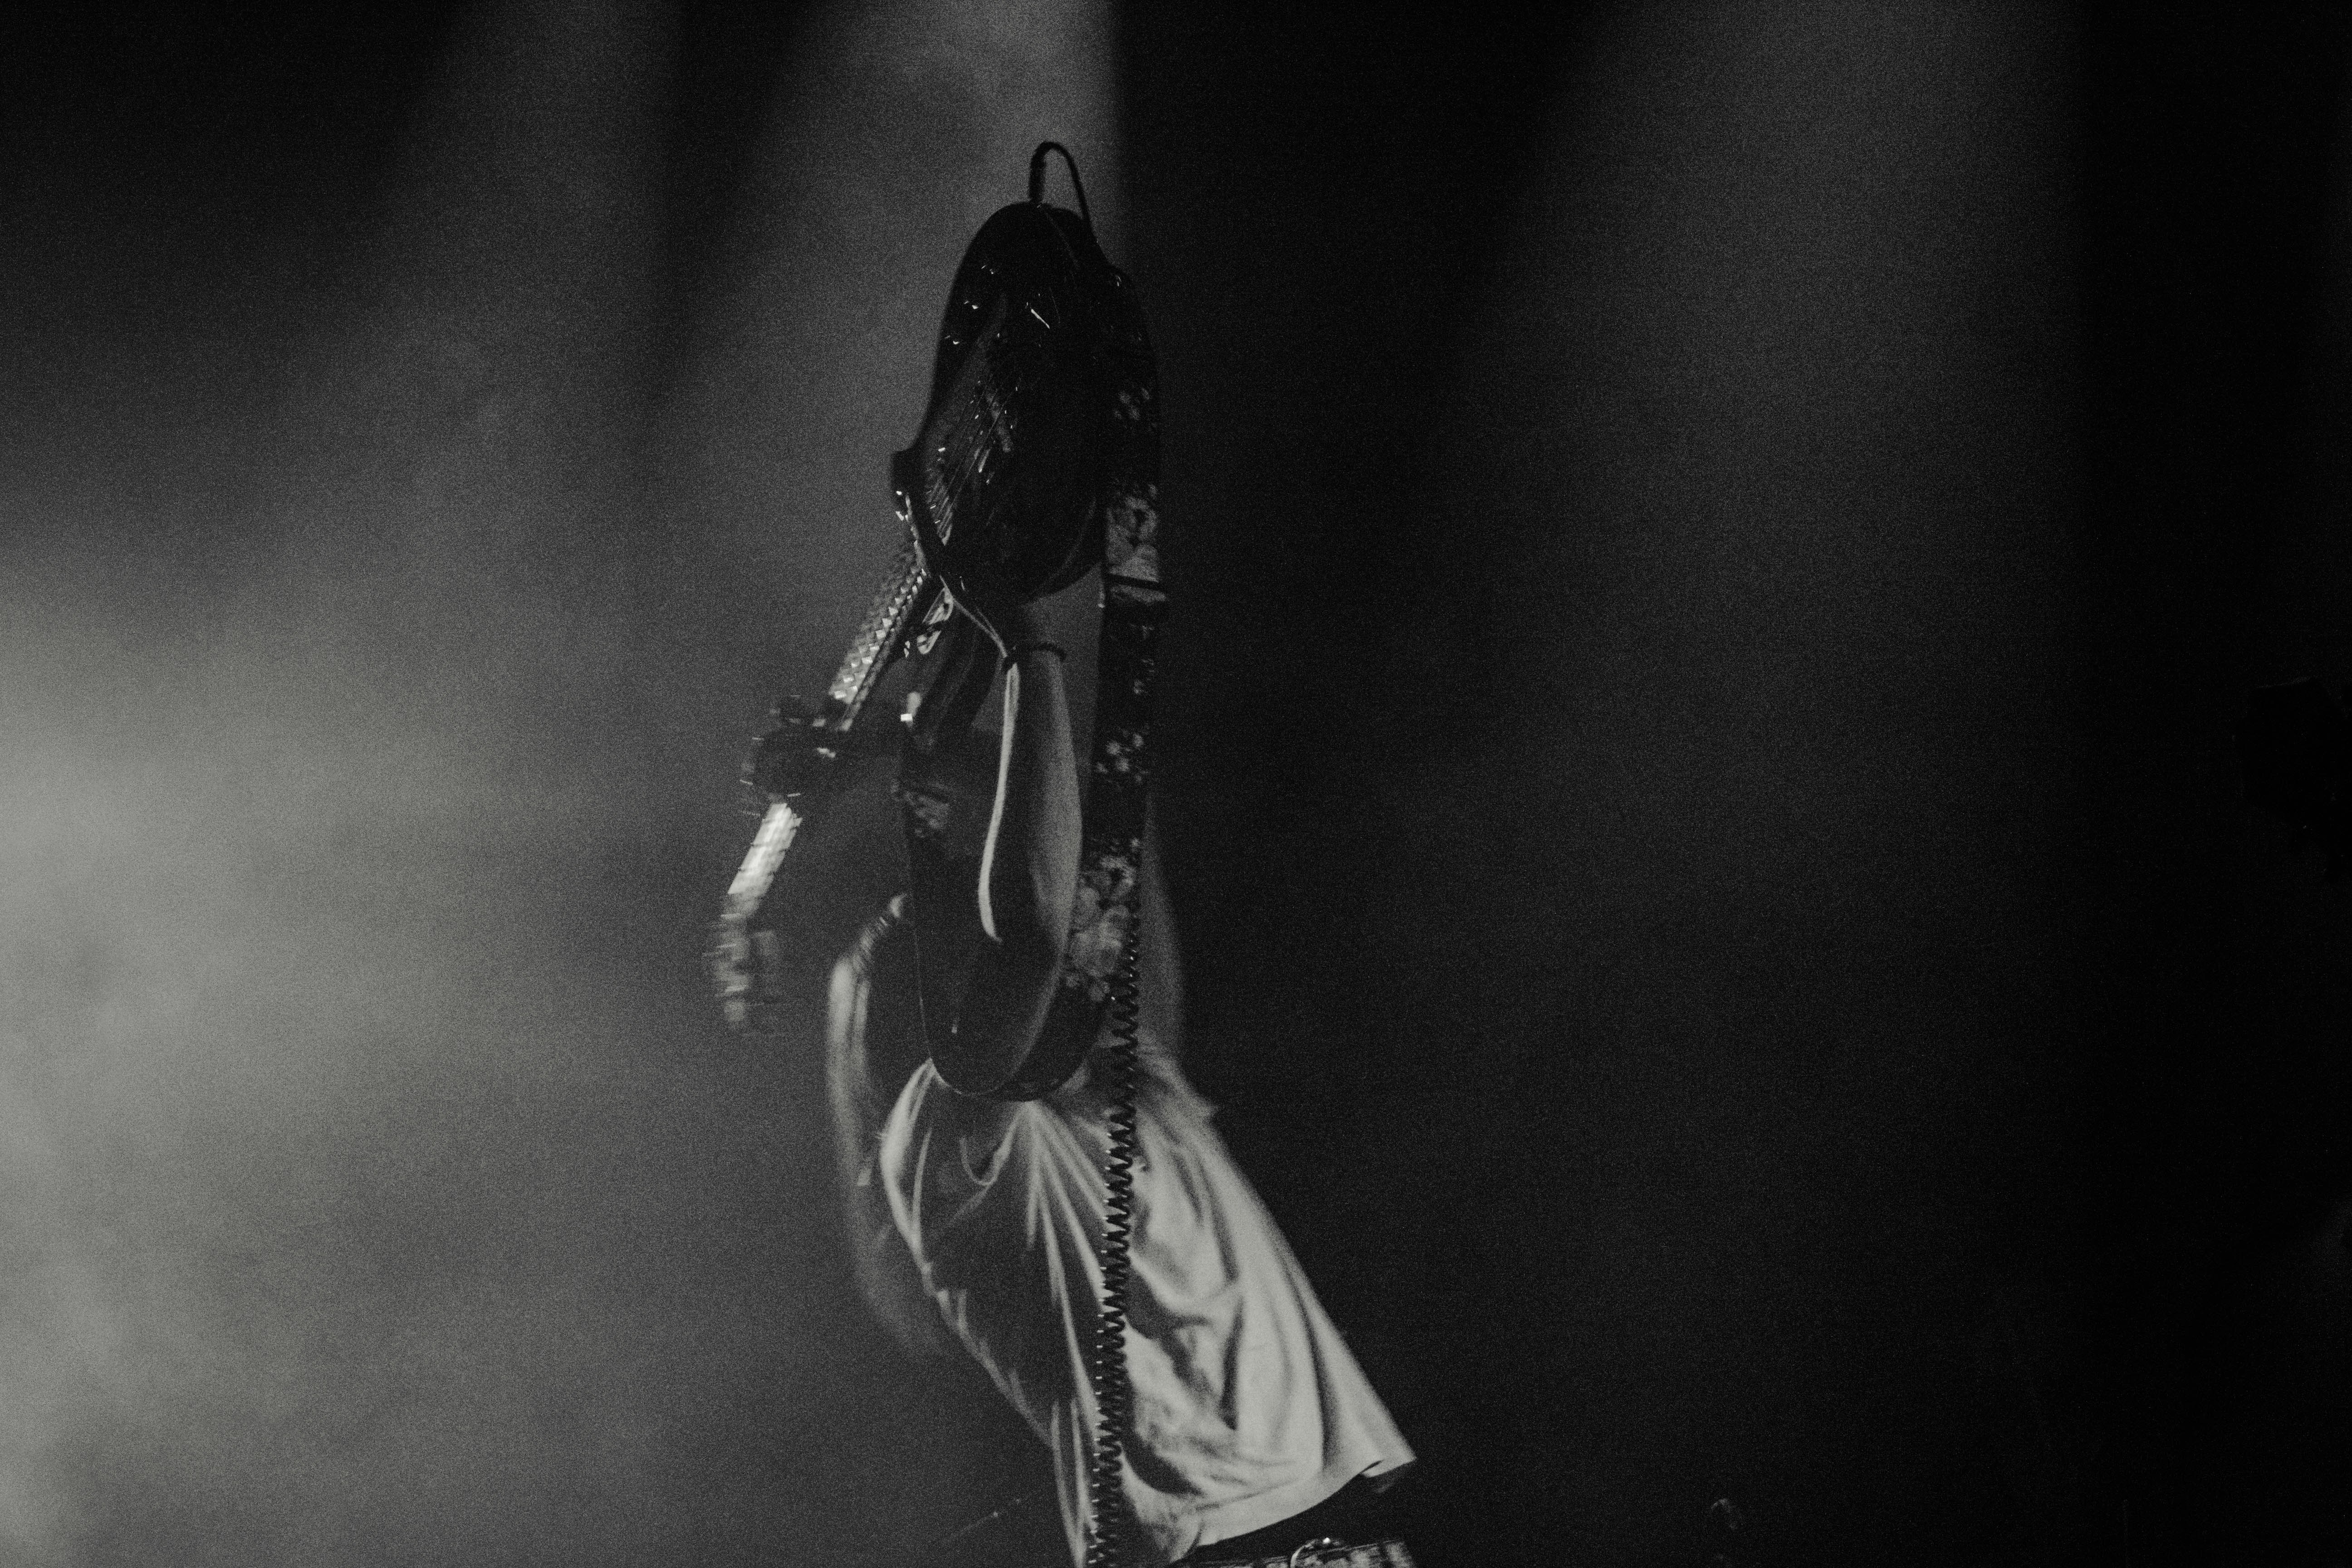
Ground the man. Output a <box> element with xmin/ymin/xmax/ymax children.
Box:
<box><xmin>812</xmin><ymin>584</ymin><xmax>1416</xmax><ymax>1567</ymax></box>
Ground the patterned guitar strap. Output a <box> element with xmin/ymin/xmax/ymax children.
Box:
<box><xmin>1051</xmin><ymin>252</ymin><xmax>1162</xmax><ymax>1568</ymax></box>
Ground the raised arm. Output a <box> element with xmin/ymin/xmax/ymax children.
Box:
<box><xmin>947</xmin><ymin>596</ymin><xmax>1082</xmax><ymax>1068</ymax></box>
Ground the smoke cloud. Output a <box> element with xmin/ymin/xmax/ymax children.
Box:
<box><xmin>0</xmin><ymin>0</ymin><xmax>1115</xmax><ymax>1560</ymax></box>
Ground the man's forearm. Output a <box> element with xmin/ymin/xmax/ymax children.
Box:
<box><xmin>958</xmin><ymin>644</ymin><xmax>1081</xmax><ymax>1056</ymax></box>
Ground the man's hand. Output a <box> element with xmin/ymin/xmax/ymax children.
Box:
<box><xmin>747</xmin><ymin>695</ymin><xmax>856</xmax><ymax>803</ymax></box>
<box><xmin>708</xmin><ymin>914</ymin><xmax>782</xmax><ymax>1031</ymax></box>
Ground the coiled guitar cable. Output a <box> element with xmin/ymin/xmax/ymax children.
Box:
<box><xmin>1082</xmin><ymin>916</ymin><xmax>1144</xmax><ymax>1568</ymax></box>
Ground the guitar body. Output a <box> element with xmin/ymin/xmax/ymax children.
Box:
<box><xmin>892</xmin><ymin>199</ymin><xmax>1140</xmax><ymax>612</ymax></box>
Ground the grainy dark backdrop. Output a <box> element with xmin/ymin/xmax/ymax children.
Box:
<box><xmin>0</xmin><ymin>3</ymin><xmax>2347</xmax><ymax>1566</ymax></box>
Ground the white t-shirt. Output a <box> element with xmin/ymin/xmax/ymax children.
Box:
<box><xmin>879</xmin><ymin>1036</ymin><xmax>1415</xmax><ymax>1566</ymax></box>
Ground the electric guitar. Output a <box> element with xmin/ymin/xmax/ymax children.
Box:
<box><xmin>713</xmin><ymin>148</ymin><xmax>1164</xmax><ymax>1102</ymax></box>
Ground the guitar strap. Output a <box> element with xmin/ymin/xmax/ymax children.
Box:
<box><xmin>1061</xmin><ymin>278</ymin><xmax>1160</xmax><ymax>1568</ymax></box>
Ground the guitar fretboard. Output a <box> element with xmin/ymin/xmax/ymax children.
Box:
<box><xmin>825</xmin><ymin>527</ymin><xmax>930</xmax><ymax>727</ymax></box>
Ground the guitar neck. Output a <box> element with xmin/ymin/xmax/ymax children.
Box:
<box><xmin>822</xmin><ymin>527</ymin><xmax>934</xmax><ymax>732</ymax></box>
<box><xmin>715</xmin><ymin>529</ymin><xmax>932</xmax><ymax>939</ymax></box>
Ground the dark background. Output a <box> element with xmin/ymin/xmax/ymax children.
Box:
<box><xmin>0</xmin><ymin>2</ymin><xmax>2347</xmax><ymax>1565</ymax></box>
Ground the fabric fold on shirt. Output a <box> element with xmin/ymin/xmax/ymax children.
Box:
<box><xmin>881</xmin><ymin>1036</ymin><xmax>1415</xmax><ymax>1567</ymax></box>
